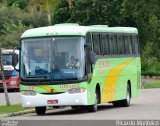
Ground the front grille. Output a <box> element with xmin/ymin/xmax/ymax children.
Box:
<box><xmin>40</xmin><ymin>92</ymin><xmax>64</xmax><ymax>95</ymax></box>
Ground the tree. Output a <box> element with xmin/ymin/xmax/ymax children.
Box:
<box><xmin>52</xmin><ymin>0</ymin><xmax>71</xmax><ymax>24</ymax></box>
<box><xmin>67</xmin><ymin>0</ymin><xmax>72</xmax><ymax>8</ymax></box>
<box><xmin>0</xmin><ymin>21</ymin><xmax>32</xmax><ymax>48</ymax></box>
<box><xmin>7</xmin><ymin>0</ymin><xmax>29</xmax><ymax>9</ymax></box>
<box><xmin>141</xmin><ymin>43</ymin><xmax>160</xmax><ymax>76</ymax></box>
<box><xmin>22</xmin><ymin>9</ymin><xmax>49</xmax><ymax>28</ymax></box>
<box><xmin>0</xmin><ymin>5</ymin><xmax>24</xmax><ymax>34</ymax></box>
<box><xmin>121</xmin><ymin>0</ymin><xmax>160</xmax><ymax>74</ymax></box>
<box><xmin>121</xmin><ymin>0</ymin><xmax>160</xmax><ymax>48</ymax></box>
<box><xmin>29</xmin><ymin>0</ymin><xmax>58</xmax><ymax>25</ymax></box>
<box><xmin>52</xmin><ymin>0</ymin><xmax>123</xmax><ymax>26</ymax></box>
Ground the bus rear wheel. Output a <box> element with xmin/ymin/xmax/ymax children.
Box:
<box><xmin>35</xmin><ymin>107</ymin><xmax>46</xmax><ymax>115</ymax></box>
<box><xmin>113</xmin><ymin>84</ymin><xmax>131</xmax><ymax>107</ymax></box>
<box><xmin>122</xmin><ymin>84</ymin><xmax>131</xmax><ymax>107</ymax></box>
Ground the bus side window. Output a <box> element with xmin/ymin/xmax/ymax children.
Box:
<box><xmin>129</xmin><ymin>35</ymin><xmax>133</xmax><ymax>54</ymax></box>
<box><xmin>110</xmin><ymin>34</ymin><xmax>118</xmax><ymax>55</ymax></box>
<box><xmin>133</xmin><ymin>35</ymin><xmax>139</xmax><ymax>54</ymax></box>
<box><xmin>131</xmin><ymin>35</ymin><xmax>136</xmax><ymax>54</ymax></box>
<box><xmin>86</xmin><ymin>32</ymin><xmax>93</xmax><ymax>51</ymax></box>
<box><xmin>102</xmin><ymin>34</ymin><xmax>110</xmax><ymax>55</ymax></box>
<box><xmin>118</xmin><ymin>34</ymin><xmax>126</xmax><ymax>55</ymax></box>
<box><xmin>125</xmin><ymin>35</ymin><xmax>133</xmax><ymax>55</ymax></box>
<box><xmin>93</xmin><ymin>34</ymin><xmax>101</xmax><ymax>55</ymax></box>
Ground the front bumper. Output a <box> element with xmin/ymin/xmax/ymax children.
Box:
<box><xmin>21</xmin><ymin>90</ymin><xmax>88</xmax><ymax>107</ymax></box>
<box><xmin>0</xmin><ymin>76</ymin><xmax>19</xmax><ymax>89</ymax></box>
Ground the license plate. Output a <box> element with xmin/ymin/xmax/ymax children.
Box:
<box><xmin>11</xmin><ymin>81</ymin><xmax>16</xmax><ymax>85</ymax></box>
<box><xmin>47</xmin><ymin>100</ymin><xmax>58</xmax><ymax>104</ymax></box>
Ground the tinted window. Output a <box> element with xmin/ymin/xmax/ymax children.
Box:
<box><xmin>125</xmin><ymin>35</ymin><xmax>133</xmax><ymax>54</ymax></box>
<box><xmin>93</xmin><ymin>34</ymin><xmax>101</xmax><ymax>55</ymax></box>
<box><xmin>131</xmin><ymin>35</ymin><xmax>135</xmax><ymax>54</ymax></box>
<box><xmin>132</xmin><ymin>35</ymin><xmax>139</xmax><ymax>54</ymax></box>
<box><xmin>128</xmin><ymin>35</ymin><xmax>133</xmax><ymax>54</ymax></box>
<box><xmin>86</xmin><ymin>33</ymin><xmax>93</xmax><ymax>51</ymax></box>
<box><xmin>102</xmin><ymin>34</ymin><xmax>110</xmax><ymax>55</ymax></box>
<box><xmin>110</xmin><ymin>34</ymin><xmax>118</xmax><ymax>55</ymax></box>
<box><xmin>2</xmin><ymin>54</ymin><xmax>12</xmax><ymax>65</ymax></box>
<box><xmin>118</xmin><ymin>35</ymin><xmax>126</xmax><ymax>54</ymax></box>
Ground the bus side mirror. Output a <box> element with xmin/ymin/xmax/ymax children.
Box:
<box><xmin>12</xmin><ymin>47</ymin><xmax>19</xmax><ymax>72</ymax></box>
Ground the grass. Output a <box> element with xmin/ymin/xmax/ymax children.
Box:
<box><xmin>0</xmin><ymin>104</ymin><xmax>31</xmax><ymax>115</ymax></box>
<box><xmin>144</xmin><ymin>81</ymin><xmax>160</xmax><ymax>89</ymax></box>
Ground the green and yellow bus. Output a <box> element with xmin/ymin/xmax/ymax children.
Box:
<box><xmin>12</xmin><ymin>23</ymin><xmax>141</xmax><ymax>115</ymax></box>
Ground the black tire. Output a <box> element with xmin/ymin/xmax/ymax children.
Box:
<box><xmin>88</xmin><ymin>89</ymin><xmax>99</xmax><ymax>112</ymax></box>
<box><xmin>35</xmin><ymin>107</ymin><xmax>46</xmax><ymax>115</ymax></box>
<box><xmin>53</xmin><ymin>106</ymin><xmax>60</xmax><ymax>109</ymax></box>
<box><xmin>113</xmin><ymin>84</ymin><xmax>131</xmax><ymax>107</ymax></box>
<box><xmin>88</xmin><ymin>104</ymin><xmax>97</xmax><ymax>112</ymax></box>
<box><xmin>71</xmin><ymin>106</ymin><xmax>80</xmax><ymax>109</ymax></box>
<box><xmin>112</xmin><ymin>101</ymin><xmax>121</xmax><ymax>107</ymax></box>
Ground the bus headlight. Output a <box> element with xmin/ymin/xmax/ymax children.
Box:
<box><xmin>21</xmin><ymin>90</ymin><xmax>37</xmax><ymax>96</ymax></box>
<box><xmin>68</xmin><ymin>88</ymin><xmax>86</xmax><ymax>94</ymax></box>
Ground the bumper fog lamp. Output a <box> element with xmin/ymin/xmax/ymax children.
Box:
<box><xmin>68</xmin><ymin>88</ymin><xmax>86</xmax><ymax>94</ymax></box>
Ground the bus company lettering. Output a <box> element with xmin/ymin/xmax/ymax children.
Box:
<box><xmin>98</xmin><ymin>60</ymin><xmax>110</xmax><ymax>69</ymax></box>
<box><xmin>60</xmin><ymin>84</ymin><xmax>78</xmax><ymax>90</ymax></box>
<box><xmin>26</xmin><ymin>86</ymin><xmax>34</xmax><ymax>90</ymax></box>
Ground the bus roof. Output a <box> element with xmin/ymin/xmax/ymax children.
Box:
<box><xmin>21</xmin><ymin>23</ymin><xmax>138</xmax><ymax>38</ymax></box>
<box><xmin>1</xmin><ymin>49</ymin><xmax>19</xmax><ymax>54</ymax></box>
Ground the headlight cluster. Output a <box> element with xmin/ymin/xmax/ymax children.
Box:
<box><xmin>68</xmin><ymin>88</ymin><xmax>86</xmax><ymax>94</ymax></box>
<box><xmin>21</xmin><ymin>90</ymin><xmax>37</xmax><ymax>96</ymax></box>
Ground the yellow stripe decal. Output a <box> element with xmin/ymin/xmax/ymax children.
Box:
<box><xmin>37</xmin><ymin>86</ymin><xmax>56</xmax><ymax>93</ymax></box>
<box><xmin>102</xmin><ymin>58</ymin><xmax>136</xmax><ymax>103</ymax></box>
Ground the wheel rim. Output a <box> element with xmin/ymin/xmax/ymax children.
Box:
<box><xmin>127</xmin><ymin>87</ymin><xmax>130</xmax><ymax>104</ymax></box>
<box><xmin>94</xmin><ymin>92</ymin><xmax>98</xmax><ymax>109</ymax></box>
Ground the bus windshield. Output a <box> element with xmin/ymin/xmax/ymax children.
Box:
<box><xmin>20</xmin><ymin>37</ymin><xmax>85</xmax><ymax>82</ymax></box>
<box><xmin>2</xmin><ymin>54</ymin><xmax>12</xmax><ymax>65</ymax></box>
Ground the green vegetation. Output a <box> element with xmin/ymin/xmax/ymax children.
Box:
<box><xmin>144</xmin><ymin>81</ymin><xmax>160</xmax><ymax>89</ymax></box>
<box><xmin>0</xmin><ymin>104</ymin><xmax>31</xmax><ymax>114</ymax></box>
<box><xmin>0</xmin><ymin>0</ymin><xmax>160</xmax><ymax>75</ymax></box>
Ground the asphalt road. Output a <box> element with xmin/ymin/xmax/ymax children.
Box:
<box><xmin>0</xmin><ymin>91</ymin><xmax>20</xmax><ymax>106</ymax></box>
<box><xmin>2</xmin><ymin>88</ymin><xmax>160</xmax><ymax>120</ymax></box>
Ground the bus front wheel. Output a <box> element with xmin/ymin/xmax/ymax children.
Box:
<box><xmin>71</xmin><ymin>106</ymin><xmax>81</xmax><ymax>109</ymax></box>
<box><xmin>35</xmin><ymin>106</ymin><xmax>46</xmax><ymax>115</ymax></box>
<box><xmin>88</xmin><ymin>89</ymin><xmax>99</xmax><ymax>112</ymax></box>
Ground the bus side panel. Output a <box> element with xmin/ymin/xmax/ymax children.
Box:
<box><xmin>114</xmin><ymin>57</ymin><xmax>141</xmax><ymax>101</ymax></box>
<box><xmin>102</xmin><ymin>57</ymin><xmax>136</xmax><ymax>103</ymax></box>
<box><xmin>93</xmin><ymin>57</ymin><xmax>141</xmax><ymax>103</ymax></box>
<box><xmin>87</xmin><ymin>78</ymin><xmax>95</xmax><ymax>105</ymax></box>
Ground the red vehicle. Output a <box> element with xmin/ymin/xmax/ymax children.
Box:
<box><xmin>0</xmin><ymin>49</ymin><xmax>19</xmax><ymax>90</ymax></box>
